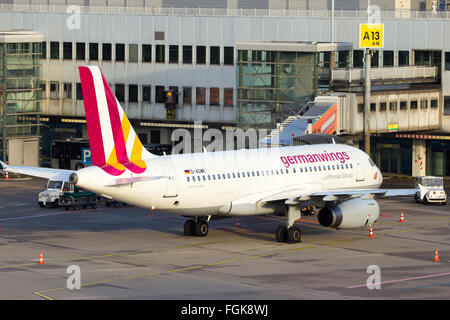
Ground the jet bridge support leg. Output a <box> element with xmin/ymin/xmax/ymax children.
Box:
<box><xmin>275</xmin><ymin>206</ymin><xmax>302</xmax><ymax>243</ymax></box>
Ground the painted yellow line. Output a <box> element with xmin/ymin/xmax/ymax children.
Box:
<box><xmin>287</xmin><ymin>245</ymin><xmax>316</xmax><ymax>252</ymax></box>
<box><xmin>33</xmin><ymin>291</ymin><xmax>55</xmax><ymax>300</ymax></box>
<box><xmin>126</xmin><ymin>272</ymin><xmax>161</xmax><ymax>280</ymax></box>
<box><xmin>244</xmin><ymin>252</ymin><xmax>276</xmax><ymax>260</ymax></box>
<box><xmin>208</xmin><ymin>259</ymin><xmax>238</xmax><ymax>266</ymax></box>
<box><xmin>168</xmin><ymin>265</ymin><xmax>203</xmax><ymax>273</ymax></box>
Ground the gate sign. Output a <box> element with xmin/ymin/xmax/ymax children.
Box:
<box><xmin>81</xmin><ymin>148</ymin><xmax>92</xmax><ymax>165</ymax></box>
<box><xmin>359</xmin><ymin>24</ymin><xmax>384</xmax><ymax>48</ymax></box>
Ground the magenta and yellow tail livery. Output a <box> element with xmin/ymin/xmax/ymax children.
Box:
<box><xmin>79</xmin><ymin>66</ymin><xmax>154</xmax><ymax>176</ymax></box>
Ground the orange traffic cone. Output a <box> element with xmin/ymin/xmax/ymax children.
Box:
<box><xmin>368</xmin><ymin>225</ymin><xmax>374</xmax><ymax>238</ymax></box>
<box><xmin>38</xmin><ymin>251</ymin><xmax>45</xmax><ymax>264</ymax></box>
<box><xmin>399</xmin><ymin>210</ymin><xmax>405</xmax><ymax>223</ymax></box>
<box><xmin>434</xmin><ymin>248</ymin><xmax>440</xmax><ymax>262</ymax></box>
<box><xmin>236</xmin><ymin>219</ymin><xmax>241</xmax><ymax>228</ymax></box>
<box><xmin>5</xmin><ymin>171</ymin><xmax>9</xmax><ymax>180</ymax></box>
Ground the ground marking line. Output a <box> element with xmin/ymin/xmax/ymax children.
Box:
<box><xmin>346</xmin><ymin>271</ymin><xmax>450</xmax><ymax>289</ymax></box>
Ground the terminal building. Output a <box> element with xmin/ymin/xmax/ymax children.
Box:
<box><xmin>0</xmin><ymin>0</ymin><xmax>450</xmax><ymax>177</ymax></box>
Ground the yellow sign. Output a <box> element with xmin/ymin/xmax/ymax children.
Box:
<box><xmin>388</xmin><ymin>123</ymin><xmax>398</xmax><ymax>131</ymax></box>
<box><xmin>359</xmin><ymin>24</ymin><xmax>384</xmax><ymax>48</ymax></box>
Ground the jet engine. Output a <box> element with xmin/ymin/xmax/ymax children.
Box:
<box><xmin>317</xmin><ymin>198</ymin><xmax>379</xmax><ymax>229</ymax></box>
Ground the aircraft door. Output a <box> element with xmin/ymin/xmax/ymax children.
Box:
<box><xmin>163</xmin><ymin>165</ymin><xmax>178</xmax><ymax>197</ymax></box>
<box><xmin>355</xmin><ymin>153</ymin><xmax>366</xmax><ymax>182</ymax></box>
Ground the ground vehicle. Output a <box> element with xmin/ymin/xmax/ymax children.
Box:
<box><xmin>60</xmin><ymin>187</ymin><xmax>97</xmax><ymax>211</ymax></box>
<box><xmin>415</xmin><ymin>176</ymin><xmax>447</xmax><ymax>205</ymax></box>
<box><xmin>38</xmin><ymin>180</ymin><xmax>72</xmax><ymax>207</ymax></box>
<box><xmin>51</xmin><ymin>139</ymin><xmax>91</xmax><ymax>170</ymax></box>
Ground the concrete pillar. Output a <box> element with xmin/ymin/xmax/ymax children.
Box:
<box><xmin>412</xmin><ymin>139</ymin><xmax>426</xmax><ymax>177</ymax></box>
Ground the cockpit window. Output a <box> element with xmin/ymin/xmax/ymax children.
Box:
<box><xmin>368</xmin><ymin>158</ymin><xmax>376</xmax><ymax>167</ymax></box>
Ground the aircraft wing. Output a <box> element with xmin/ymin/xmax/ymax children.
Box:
<box><xmin>257</xmin><ymin>188</ymin><xmax>417</xmax><ymax>207</ymax></box>
<box><xmin>0</xmin><ymin>161</ymin><xmax>74</xmax><ymax>182</ymax></box>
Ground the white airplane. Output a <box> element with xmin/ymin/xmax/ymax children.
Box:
<box><xmin>1</xmin><ymin>66</ymin><xmax>416</xmax><ymax>243</ymax></box>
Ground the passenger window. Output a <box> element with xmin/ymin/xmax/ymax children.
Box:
<box><xmin>285</xmin><ymin>169</ymin><xmax>288</xmax><ymax>174</ymax></box>
<box><xmin>213</xmin><ymin>174</ymin><xmax>216</xmax><ymax>180</ymax></box>
<box><xmin>223</xmin><ymin>174</ymin><xmax>226</xmax><ymax>179</ymax></box>
<box><xmin>232</xmin><ymin>173</ymin><xmax>235</xmax><ymax>178</ymax></box>
<box><xmin>266</xmin><ymin>170</ymin><xmax>269</xmax><ymax>176</ymax></box>
<box><xmin>256</xmin><ymin>171</ymin><xmax>259</xmax><ymax>176</ymax></box>
<box><xmin>350</xmin><ymin>163</ymin><xmax>353</xmax><ymax>168</ymax></box>
<box><xmin>314</xmin><ymin>166</ymin><xmax>317</xmax><ymax>172</ymax></box>
<box><xmin>202</xmin><ymin>175</ymin><xmax>206</xmax><ymax>181</ymax></box>
<box><xmin>227</xmin><ymin>173</ymin><xmax>231</xmax><ymax>179</ymax></box>
<box><xmin>271</xmin><ymin>170</ymin><xmax>274</xmax><ymax>175</ymax></box>
<box><xmin>332</xmin><ymin>165</ymin><xmax>335</xmax><ymax>170</ymax></box>
<box><xmin>208</xmin><ymin>175</ymin><xmax>211</xmax><ymax>180</ymax></box>
<box><xmin>293</xmin><ymin>168</ymin><xmax>296</xmax><ymax>173</ymax></box>
<box><xmin>247</xmin><ymin>172</ymin><xmax>250</xmax><ymax>177</ymax></box>
<box><xmin>237</xmin><ymin>172</ymin><xmax>240</xmax><ymax>178</ymax></box>
<box><xmin>318</xmin><ymin>166</ymin><xmax>321</xmax><ymax>171</ymax></box>
<box><xmin>345</xmin><ymin>164</ymin><xmax>348</xmax><ymax>169</ymax></box>
<box><xmin>300</xmin><ymin>168</ymin><xmax>303</xmax><ymax>173</ymax></box>
<box><xmin>341</xmin><ymin>164</ymin><xmax>344</xmax><ymax>169</ymax></box>
<box><xmin>187</xmin><ymin>177</ymin><xmax>190</xmax><ymax>182</ymax></box>
<box><xmin>217</xmin><ymin>174</ymin><xmax>220</xmax><ymax>180</ymax></box>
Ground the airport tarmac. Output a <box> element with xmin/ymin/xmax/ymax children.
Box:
<box><xmin>0</xmin><ymin>177</ymin><xmax>449</xmax><ymax>300</ymax></box>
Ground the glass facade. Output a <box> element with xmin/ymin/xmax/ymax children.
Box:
<box><xmin>0</xmin><ymin>41</ymin><xmax>42</xmax><ymax>161</ymax></box>
<box><xmin>236</xmin><ymin>50</ymin><xmax>320</xmax><ymax>131</ymax></box>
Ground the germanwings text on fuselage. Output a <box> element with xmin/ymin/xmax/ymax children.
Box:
<box><xmin>280</xmin><ymin>150</ymin><xmax>350</xmax><ymax>168</ymax></box>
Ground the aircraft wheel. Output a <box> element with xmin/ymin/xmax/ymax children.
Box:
<box><xmin>275</xmin><ymin>225</ymin><xmax>287</xmax><ymax>243</ymax></box>
<box><xmin>287</xmin><ymin>226</ymin><xmax>302</xmax><ymax>243</ymax></box>
<box><xmin>194</xmin><ymin>220</ymin><xmax>209</xmax><ymax>237</ymax></box>
<box><xmin>183</xmin><ymin>219</ymin><xmax>196</xmax><ymax>236</ymax></box>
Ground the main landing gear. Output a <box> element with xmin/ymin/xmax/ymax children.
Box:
<box><xmin>275</xmin><ymin>206</ymin><xmax>302</xmax><ymax>243</ymax></box>
<box><xmin>184</xmin><ymin>218</ymin><xmax>209</xmax><ymax>237</ymax></box>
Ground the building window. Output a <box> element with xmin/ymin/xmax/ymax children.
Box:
<box><xmin>371</xmin><ymin>50</ymin><xmax>379</xmax><ymax>67</ymax></box>
<box><xmin>41</xmin><ymin>41</ymin><xmax>47</xmax><ymax>59</ymax></box>
<box><xmin>389</xmin><ymin>101</ymin><xmax>397</xmax><ymax>111</ymax></box>
<box><xmin>196</xmin><ymin>87</ymin><xmax>206</xmax><ymax>105</ymax></box>
<box><xmin>400</xmin><ymin>101</ymin><xmax>407</xmax><ymax>110</ymax></box>
<box><xmin>210</xmin><ymin>46</ymin><xmax>220</xmax><ymax>65</ymax></box>
<box><xmin>154</xmin><ymin>31</ymin><xmax>164</xmax><ymax>41</ymax></box>
<box><xmin>420</xmin><ymin>99</ymin><xmax>428</xmax><ymax>109</ymax></box>
<box><xmin>116</xmin><ymin>44</ymin><xmax>125</xmax><ymax>62</ymax></box>
<box><xmin>156</xmin><ymin>45</ymin><xmax>165</xmax><ymax>63</ymax></box>
<box><xmin>129</xmin><ymin>85</ymin><xmax>138</xmax><ymax>103</ymax></box>
<box><xmin>370</xmin><ymin>103</ymin><xmax>376</xmax><ymax>112</ymax></box>
<box><xmin>224</xmin><ymin>88</ymin><xmax>233</xmax><ymax>106</ymax></box>
<box><xmin>399</xmin><ymin>51</ymin><xmax>409</xmax><ymax>66</ymax></box>
<box><xmin>353</xmin><ymin>50</ymin><xmax>364</xmax><ymax>68</ymax></box>
<box><xmin>102</xmin><ymin>43</ymin><xmax>112</xmax><ymax>61</ymax></box>
<box><xmin>410</xmin><ymin>100</ymin><xmax>418</xmax><ymax>110</ymax></box>
<box><xmin>76</xmin><ymin>42</ymin><xmax>85</xmax><ymax>60</ymax></box>
<box><xmin>63</xmin><ymin>42</ymin><xmax>72</xmax><ymax>60</ymax></box>
<box><xmin>383</xmin><ymin>51</ymin><xmax>394</xmax><ymax>66</ymax></box>
<box><xmin>444</xmin><ymin>96</ymin><xmax>450</xmax><ymax>115</ymax></box>
<box><xmin>142</xmin><ymin>86</ymin><xmax>151</xmax><ymax>102</ymax></box>
<box><xmin>63</xmin><ymin>83</ymin><xmax>72</xmax><ymax>99</ymax></box>
<box><xmin>155</xmin><ymin>86</ymin><xmax>165</xmax><ymax>103</ymax></box>
<box><xmin>151</xmin><ymin>130</ymin><xmax>161</xmax><ymax>144</ymax></box>
<box><xmin>183</xmin><ymin>87</ymin><xmax>192</xmax><ymax>105</ymax></box>
<box><xmin>50</xmin><ymin>42</ymin><xmax>59</xmax><ymax>59</ymax></box>
<box><xmin>196</xmin><ymin>46</ymin><xmax>206</xmax><ymax>64</ymax></box>
<box><xmin>169</xmin><ymin>86</ymin><xmax>179</xmax><ymax>105</ymax></box>
<box><xmin>357</xmin><ymin>103</ymin><xmax>364</xmax><ymax>113</ymax></box>
<box><xmin>430</xmin><ymin>99</ymin><xmax>438</xmax><ymax>108</ymax></box>
<box><xmin>142</xmin><ymin>44</ymin><xmax>151</xmax><ymax>62</ymax></box>
<box><xmin>169</xmin><ymin>45</ymin><xmax>179</xmax><ymax>63</ymax></box>
<box><xmin>76</xmin><ymin>83</ymin><xmax>83</xmax><ymax>100</ymax></box>
<box><xmin>210</xmin><ymin>88</ymin><xmax>220</xmax><ymax>105</ymax></box>
<box><xmin>50</xmin><ymin>82</ymin><xmax>59</xmax><ymax>99</ymax></box>
<box><xmin>224</xmin><ymin>46</ymin><xmax>234</xmax><ymax>65</ymax></box>
<box><xmin>445</xmin><ymin>52</ymin><xmax>450</xmax><ymax>71</ymax></box>
<box><xmin>115</xmin><ymin>84</ymin><xmax>125</xmax><ymax>102</ymax></box>
<box><xmin>89</xmin><ymin>43</ymin><xmax>98</xmax><ymax>61</ymax></box>
<box><xmin>379</xmin><ymin>102</ymin><xmax>386</xmax><ymax>111</ymax></box>
<box><xmin>183</xmin><ymin>46</ymin><xmax>192</xmax><ymax>64</ymax></box>
<box><xmin>40</xmin><ymin>82</ymin><xmax>46</xmax><ymax>99</ymax></box>
<box><xmin>129</xmin><ymin>44</ymin><xmax>138</xmax><ymax>63</ymax></box>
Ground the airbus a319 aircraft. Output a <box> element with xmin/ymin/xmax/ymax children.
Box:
<box><xmin>1</xmin><ymin>66</ymin><xmax>416</xmax><ymax>243</ymax></box>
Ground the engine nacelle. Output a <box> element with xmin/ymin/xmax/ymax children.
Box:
<box><xmin>317</xmin><ymin>198</ymin><xmax>380</xmax><ymax>229</ymax></box>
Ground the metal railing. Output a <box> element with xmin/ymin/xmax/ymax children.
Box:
<box><xmin>0</xmin><ymin>3</ymin><xmax>449</xmax><ymax>19</ymax></box>
<box><xmin>332</xmin><ymin>65</ymin><xmax>440</xmax><ymax>83</ymax></box>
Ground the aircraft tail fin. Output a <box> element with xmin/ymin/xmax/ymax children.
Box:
<box><xmin>79</xmin><ymin>66</ymin><xmax>155</xmax><ymax>176</ymax></box>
